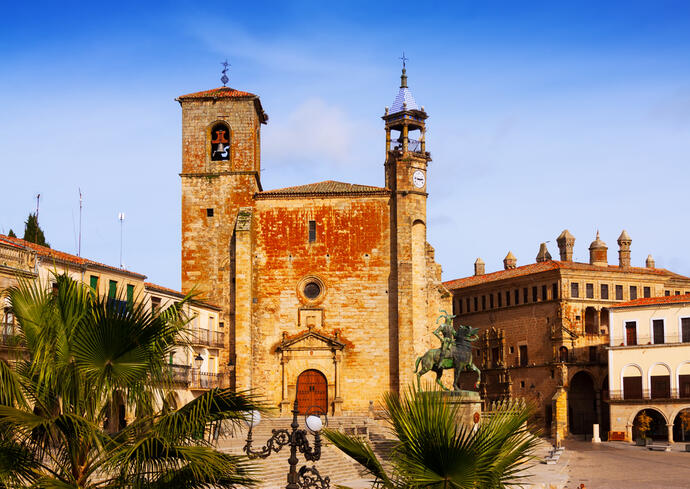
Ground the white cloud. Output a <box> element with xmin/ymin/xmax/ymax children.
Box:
<box><xmin>263</xmin><ymin>98</ymin><xmax>358</xmax><ymax>165</ymax></box>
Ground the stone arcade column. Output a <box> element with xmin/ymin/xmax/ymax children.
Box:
<box><xmin>280</xmin><ymin>352</ymin><xmax>290</xmax><ymax>415</ymax></box>
<box><xmin>667</xmin><ymin>424</ymin><xmax>675</xmax><ymax>443</ymax></box>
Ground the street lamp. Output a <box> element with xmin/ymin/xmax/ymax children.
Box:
<box><xmin>244</xmin><ymin>399</ymin><xmax>330</xmax><ymax>489</ymax></box>
<box><xmin>194</xmin><ymin>353</ymin><xmax>203</xmax><ymax>369</ymax></box>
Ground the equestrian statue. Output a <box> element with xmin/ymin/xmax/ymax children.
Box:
<box><xmin>414</xmin><ymin>310</ymin><xmax>481</xmax><ymax>391</ymax></box>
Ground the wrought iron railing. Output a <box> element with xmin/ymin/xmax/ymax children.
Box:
<box><xmin>611</xmin><ymin>334</ymin><xmax>690</xmax><ymax>346</ymax></box>
<box><xmin>0</xmin><ymin>323</ymin><xmax>23</xmax><ymax>347</ymax></box>
<box><xmin>167</xmin><ymin>364</ymin><xmax>191</xmax><ymax>384</ymax></box>
<box><xmin>607</xmin><ymin>388</ymin><xmax>689</xmax><ymax>401</ymax></box>
<box><xmin>189</xmin><ymin>328</ymin><xmax>224</xmax><ymax>348</ymax></box>
<box><xmin>190</xmin><ymin>370</ymin><xmax>228</xmax><ymax>389</ymax></box>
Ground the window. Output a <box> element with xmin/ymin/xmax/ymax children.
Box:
<box><xmin>643</xmin><ymin>286</ymin><xmax>651</xmax><ymax>298</ymax></box>
<box><xmin>615</xmin><ymin>285</ymin><xmax>623</xmax><ymax>300</ymax></box>
<box><xmin>541</xmin><ymin>285</ymin><xmax>547</xmax><ymax>301</ymax></box>
<box><xmin>625</xmin><ymin>321</ymin><xmax>637</xmax><ymax>345</ymax></box>
<box><xmin>126</xmin><ymin>284</ymin><xmax>134</xmax><ymax>304</ymax></box>
<box><xmin>489</xmin><ymin>294</ymin><xmax>494</xmax><ymax>309</ymax></box>
<box><xmin>601</xmin><ymin>284</ymin><xmax>609</xmax><ymax>300</ymax></box>
<box><xmin>523</xmin><ymin>288</ymin><xmax>528</xmax><ymax>303</ymax></box>
<box><xmin>652</xmin><ymin>319</ymin><xmax>664</xmax><ymax>344</ymax></box>
<box><xmin>630</xmin><ymin>286</ymin><xmax>637</xmax><ymax>300</ymax></box>
<box><xmin>665</xmin><ymin>290</ymin><xmax>671</xmax><ymax>297</ymax></box>
<box><xmin>497</xmin><ymin>292</ymin><xmax>502</xmax><ymax>308</ymax></box>
<box><xmin>532</xmin><ymin>286</ymin><xmax>537</xmax><ymax>302</ymax></box>
<box><xmin>586</xmin><ymin>283</ymin><xmax>594</xmax><ymax>298</ymax></box>
<box><xmin>219</xmin><ymin>321</ymin><xmax>224</xmax><ymax>328</ymax></box>
<box><xmin>676</xmin><ymin>290</ymin><xmax>681</xmax><ymax>296</ymax></box>
<box><xmin>208</xmin><ymin>316</ymin><xmax>215</xmax><ymax>330</ymax></box>
<box><xmin>466</xmin><ymin>298</ymin><xmax>470</xmax><ymax>313</ymax></box>
<box><xmin>506</xmin><ymin>290</ymin><xmax>511</xmax><ymax>306</ymax></box>
<box><xmin>623</xmin><ymin>376</ymin><xmax>642</xmax><ymax>399</ymax></box>
<box><xmin>491</xmin><ymin>347</ymin><xmax>500</xmax><ymax>367</ymax></box>
<box><xmin>457</xmin><ymin>299</ymin><xmax>463</xmax><ymax>314</ymax></box>
<box><xmin>519</xmin><ymin>345</ymin><xmax>528</xmax><ymax>367</ymax></box>
<box><xmin>210</xmin><ymin>123</ymin><xmax>230</xmax><ymax>161</ymax></box>
<box><xmin>481</xmin><ymin>296</ymin><xmax>486</xmax><ymax>310</ymax></box>
<box><xmin>206</xmin><ymin>208</ymin><xmax>214</xmax><ymax>217</ymax></box>
<box><xmin>108</xmin><ymin>280</ymin><xmax>117</xmax><ymax>299</ymax></box>
<box><xmin>682</xmin><ymin>318</ymin><xmax>690</xmax><ymax>343</ymax></box>
<box><xmin>514</xmin><ymin>289</ymin><xmax>519</xmax><ymax>305</ymax></box>
<box><xmin>559</xmin><ymin>346</ymin><xmax>568</xmax><ymax>362</ymax></box>
<box><xmin>571</xmin><ymin>283</ymin><xmax>579</xmax><ymax>298</ymax></box>
<box><xmin>552</xmin><ymin>283</ymin><xmax>558</xmax><ymax>300</ymax></box>
<box><xmin>303</xmin><ymin>281</ymin><xmax>322</xmax><ymax>300</ymax></box>
<box><xmin>588</xmin><ymin>346</ymin><xmax>597</xmax><ymax>362</ymax></box>
<box><xmin>89</xmin><ymin>275</ymin><xmax>99</xmax><ymax>291</ymax></box>
<box><xmin>151</xmin><ymin>296</ymin><xmax>161</xmax><ymax>315</ymax></box>
<box><xmin>308</xmin><ymin>220</ymin><xmax>316</xmax><ymax>243</ymax></box>
<box><xmin>474</xmin><ymin>297</ymin><xmax>478</xmax><ymax>312</ymax></box>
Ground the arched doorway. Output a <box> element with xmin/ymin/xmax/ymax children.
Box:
<box><xmin>569</xmin><ymin>371</ymin><xmax>596</xmax><ymax>435</ymax></box>
<box><xmin>673</xmin><ymin>408</ymin><xmax>690</xmax><ymax>442</ymax></box>
<box><xmin>296</xmin><ymin>369</ymin><xmax>328</xmax><ymax>415</ymax></box>
<box><xmin>633</xmin><ymin>408</ymin><xmax>667</xmax><ymax>442</ymax></box>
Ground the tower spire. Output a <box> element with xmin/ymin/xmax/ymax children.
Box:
<box><xmin>399</xmin><ymin>52</ymin><xmax>408</xmax><ymax>88</ymax></box>
<box><xmin>220</xmin><ymin>59</ymin><xmax>230</xmax><ymax>87</ymax></box>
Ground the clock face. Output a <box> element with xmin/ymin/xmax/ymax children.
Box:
<box><xmin>412</xmin><ymin>170</ymin><xmax>425</xmax><ymax>188</ymax></box>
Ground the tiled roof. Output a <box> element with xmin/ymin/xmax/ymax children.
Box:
<box><xmin>609</xmin><ymin>293</ymin><xmax>690</xmax><ymax>309</ymax></box>
<box><xmin>177</xmin><ymin>86</ymin><xmax>257</xmax><ymax>99</ymax></box>
<box><xmin>0</xmin><ymin>235</ymin><xmax>146</xmax><ymax>279</ymax></box>
<box><xmin>443</xmin><ymin>260</ymin><xmax>689</xmax><ymax>290</ymax></box>
<box><xmin>144</xmin><ymin>282</ymin><xmax>221</xmax><ymax>310</ymax></box>
<box><xmin>256</xmin><ymin>180</ymin><xmax>389</xmax><ymax>198</ymax></box>
<box><xmin>390</xmin><ymin>85</ymin><xmax>419</xmax><ymax>113</ymax></box>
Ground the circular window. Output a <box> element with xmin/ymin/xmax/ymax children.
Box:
<box><xmin>304</xmin><ymin>282</ymin><xmax>321</xmax><ymax>300</ymax></box>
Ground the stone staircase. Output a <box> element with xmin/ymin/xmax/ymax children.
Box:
<box><xmin>217</xmin><ymin>416</ymin><xmax>395</xmax><ymax>489</ymax></box>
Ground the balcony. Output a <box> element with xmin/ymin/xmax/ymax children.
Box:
<box><xmin>0</xmin><ymin>323</ymin><xmax>23</xmax><ymax>348</ymax></box>
<box><xmin>610</xmin><ymin>334</ymin><xmax>690</xmax><ymax>347</ymax></box>
<box><xmin>607</xmin><ymin>389</ymin><xmax>689</xmax><ymax>402</ymax></box>
<box><xmin>189</xmin><ymin>371</ymin><xmax>228</xmax><ymax>390</ymax></box>
<box><xmin>167</xmin><ymin>364</ymin><xmax>191</xmax><ymax>384</ymax></box>
<box><xmin>190</xmin><ymin>328</ymin><xmax>224</xmax><ymax>348</ymax></box>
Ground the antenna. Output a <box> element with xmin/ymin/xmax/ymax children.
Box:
<box><xmin>118</xmin><ymin>212</ymin><xmax>125</xmax><ymax>268</ymax></box>
<box><xmin>78</xmin><ymin>189</ymin><xmax>83</xmax><ymax>257</ymax></box>
<box><xmin>35</xmin><ymin>194</ymin><xmax>40</xmax><ymax>243</ymax></box>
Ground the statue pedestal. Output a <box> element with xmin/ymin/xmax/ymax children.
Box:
<box><xmin>446</xmin><ymin>390</ymin><xmax>482</xmax><ymax>427</ymax></box>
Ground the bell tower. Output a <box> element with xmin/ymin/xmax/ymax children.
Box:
<box><xmin>383</xmin><ymin>60</ymin><xmax>433</xmax><ymax>390</ymax></box>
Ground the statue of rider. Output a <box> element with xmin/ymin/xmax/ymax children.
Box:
<box><xmin>433</xmin><ymin>313</ymin><xmax>455</xmax><ymax>368</ymax></box>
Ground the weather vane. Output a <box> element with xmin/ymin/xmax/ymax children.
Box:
<box><xmin>221</xmin><ymin>59</ymin><xmax>230</xmax><ymax>87</ymax></box>
<box><xmin>399</xmin><ymin>52</ymin><xmax>409</xmax><ymax>70</ymax></box>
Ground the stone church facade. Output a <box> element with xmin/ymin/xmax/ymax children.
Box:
<box><xmin>177</xmin><ymin>69</ymin><xmax>450</xmax><ymax>415</ymax></box>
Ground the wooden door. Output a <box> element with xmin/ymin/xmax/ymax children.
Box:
<box><xmin>296</xmin><ymin>369</ymin><xmax>328</xmax><ymax>415</ymax></box>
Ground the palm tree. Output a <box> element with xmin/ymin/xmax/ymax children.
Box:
<box><xmin>323</xmin><ymin>388</ymin><xmax>539</xmax><ymax>489</ymax></box>
<box><xmin>0</xmin><ymin>274</ymin><xmax>263</xmax><ymax>489</ymax></box>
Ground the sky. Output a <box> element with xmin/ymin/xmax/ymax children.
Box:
<box><xmin>1</xmin><ymin>1</ymin><xmax>690</xmax><ymax>290</ymax></box>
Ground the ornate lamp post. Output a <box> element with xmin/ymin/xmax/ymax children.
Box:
<box><xmin>244</xmin><ymin>399</ymin><xmax>330</xmax><ymax>489</ymax></box>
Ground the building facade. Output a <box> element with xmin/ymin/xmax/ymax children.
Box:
<box><xmin>444</xmin><ymin>230</ymin><xmax>690</xmax><ymax>441</ymax></box>
<box><xmin>607</xmin><ymin>295</ymin><xmax>690</xmax><ymax>443</ymax></box>
<box><xmin>178</xmin><ymin>68</ymin><xmax>450</xmax><ymax>415</ymax></box>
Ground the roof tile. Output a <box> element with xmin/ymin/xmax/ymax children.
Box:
<box><xmin>609</xmin><ymin>293</ymin><xmax>690</xmax><ymax>308</ymax></box>
<box><xmin>177</xmin><ymin>86</ymin><xmax>256</xmax><ymax>100</ymax></box>
<box><xmin>257</xmin><ymin>180</ymin><xmax>389</xmax><ymax>198</ymax></box>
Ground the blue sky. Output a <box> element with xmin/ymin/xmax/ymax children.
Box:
<box><xmin>2</xmin><ymin>1</ymin><xmax>690</xmax><ymax>289</ymax></box>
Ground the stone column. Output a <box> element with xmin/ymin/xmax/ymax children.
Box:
<box><xmin>333</xmin><ymin>350</ymin><xmax>343</xmax><ymax>415</ymax></box>
<box><xmin>626</xmin><ymin>423</ymin><xmax>633</xmax><ymax>443</ymax></box>
<box><xmin>667</xmin><ymin>424</ymin><xmax>675</xmax><ymax>444</ymax></box>
<box><xmin>279</xmin><ymin>353</ymin><xmax>290</xmax><ymax>415</ymax></box>
<box><xmin>595</xmin><ymin>390</ymin><xmax>602</xmax><ymax>426</ymax></box>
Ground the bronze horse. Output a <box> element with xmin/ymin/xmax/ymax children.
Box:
<box><xmin>414</xmin><ymin>324</ymin><xmax>481</xmax><ymax>391</ymax></box>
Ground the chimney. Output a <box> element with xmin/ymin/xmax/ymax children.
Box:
<box><xmin>646</xmin><ymin>254</ymin><xmax>655</xmax><ymax>269</ymax></box>
<box><xmin>617</xmin><ymin>230</ymin><xmax>632</xmax><ymax>268</ymax></box>
<box><xmin>556</xmin><ymin>230</ymin><xmax>575</xmax><ymax>262</ymax></box>
<box><xmin>503</xmin><ymin>251</ymin><xmax>517</xmax><ymax>270</ymax></box>
<box><xmin>589</xmin><ymin>231</ymin><xmax>608</xmax><ymax>266</ymax></box>
<box><xmin>536</xmin><ymin>243</ymin><xmax>552</xmax><ymax>263</ymax></box>
<box><xmin>474</xmin><ymin>257</ymin><xmax>485</xmax><ymax>276</ymax></box>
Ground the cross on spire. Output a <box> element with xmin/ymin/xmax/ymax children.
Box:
<box><xmin>399</xmin><ymin>52</ymin><xmax>408</xmax><ymax>70</ymax></box>
<box><xmin>220</xmin><ymin>59</ymin><xmax>230</xmax><ymax>87</ymax></box>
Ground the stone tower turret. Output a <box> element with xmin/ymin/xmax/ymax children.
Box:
<box><xmin>589</xmin><ymin>231</ymin><xmax>608</xmax><ymax>266</ymax></box>
<box><xmin>646</xmin><ymin>254</ymin><xmax>656</xmax><ymax>268</ymax></box>
<box><xmin>557</xmin><ymin>230</ymin><xmax>575</xmax><ymax>262</ymax></box>
<box><xmin>503</xmin><ymin>251</ymin><xmax>517</xmax><ymax>270</ymax></box>
<box><xmin>383</xmin><ymin>63</ymin><xmax>433</xmax><ymax>390</ymax></box>
<box><xmin>536</xmin><ymin>242</ymin><xmax>552</xmax><ymax>263</ymax></box>
<box><xmin>474</xmin><ymin>258</ymin><xmax>485</xmax><ymax>276</ymax></box>
<box><xmin>617</xmin><ymin>230</ymin><xmax>632</xmax><ymax>268</ymax></box>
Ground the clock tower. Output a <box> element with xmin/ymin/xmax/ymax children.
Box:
<box><xmin>383</xmin><ymin>63</ymin><xmax>434</xmax><ymax>389</ymax></box>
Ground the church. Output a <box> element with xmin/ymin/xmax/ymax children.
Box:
<box><xmin>177</xmin><ymin>66</ymin><xmax>450</xmax><ymax>415</ymax></box>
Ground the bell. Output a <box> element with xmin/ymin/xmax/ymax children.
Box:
<box><xmin>216</xmin><ymin>143</ymin><xmax>224</xmax><ymax>153</ymax></box>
